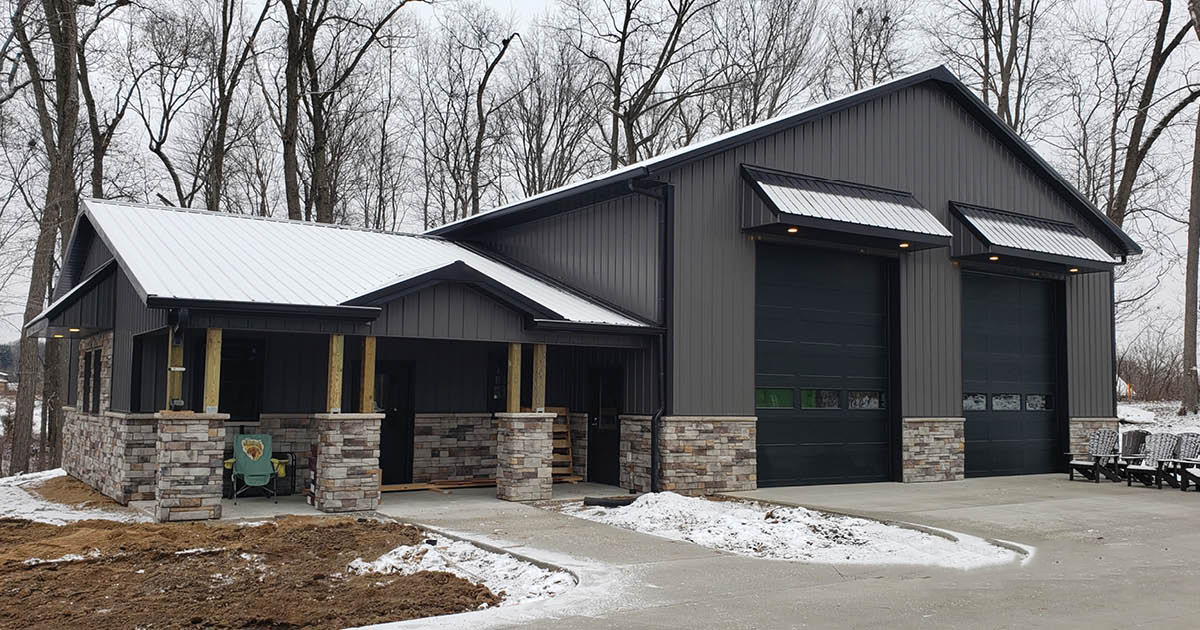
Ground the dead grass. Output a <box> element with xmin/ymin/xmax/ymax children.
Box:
<box><xmin>0</xmin><ymin>515</ymin><xmax>500</xmax><ymax>629</ymax></box>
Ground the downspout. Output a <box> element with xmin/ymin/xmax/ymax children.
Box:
<box><xmin>1110</xmin><ymin>270</ymin><xmax>1118</xmax><ymax>418</ymax></box>
<box><xmin>628</xmin><ymin>179</ymin><xmax>673</xmax><ymax>494</ymax></box>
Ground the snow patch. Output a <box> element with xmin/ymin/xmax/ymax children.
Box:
<box><xmin>0</xmin><ymin>468</ymin><xmax>151</xmax><ymax>525</ymax></box>
<box><xmin>562</xmin><ymin>492</ymin><xmax>1021</xmax><ymax>570</ymax></box>
<box><xmin>24</xmin><ymin>548</ymin><xmax>103</xmax><ymax>566</ymax></box>
<box><xmin>1118</xmin><ymin>402</ymin><xmax>1200</xmax><ymax>434</ymax></box>
<box><xmin>349</xmin><ymin>539</ymin><xmax>575</xmax><ymax>607</ymax></box>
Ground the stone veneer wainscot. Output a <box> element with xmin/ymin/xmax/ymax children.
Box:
<box><xmin>619</xmin><ymin>415</ymin><xmax>757</xmax><ymax>495</ymax></box>
<box><xmin>901</xmin><ymin>418</ymin><xmax>965</xmax><ymax>482</ymax></box>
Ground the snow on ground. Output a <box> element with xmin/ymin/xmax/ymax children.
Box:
<box><xmin>0</xmin><ymin>468</ymin><xmax>150</xmax><ymax>525</ymax></box>
<box><xmin>350</xmin><ymin>539</ymin><xmax>575</xmax><ymax>607</ymax></box>
<box><xmin>1118</xmin><ymin>401</ymin><xmax>1200</xmax><ymax>434</ymax></box>
<box><xmin>562</xmin><ymin>492</ymin><xmax>1020</xmax><ymax>570</ymax></box>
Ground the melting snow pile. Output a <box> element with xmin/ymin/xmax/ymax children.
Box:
<box><xmin>0</xmin><ymin>468</ymin><xmax>150</xmax><ymax>525</ymax></box>
<box><xmin>1118</xmin><ymin>401</ymin><xmax>1200</xmax><ymax>434</ymax></box>
<box><xmin>563</xmin><ymin>492</ymin><xmax>1019</xmax><ymax>569</ymax></box>
<box><xmin>350</xmin><ymin>539</ymin><xmax>575</xmax><ymax>607</ymax></box>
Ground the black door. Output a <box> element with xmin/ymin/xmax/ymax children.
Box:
<box><xmin>377</xmin><ymin>361</ymin><xmax>415</xmax><ymax>485</ymax></box>
<box><xmin>755</xmin><ymin>244</ymin><xmax>893</xmax><ymax>486</ymax></box>
<box><xmin>962</xmin><ymin>273</ymin><xmax>1061</xmax><ymax>477</ymax></box>
<box><xmin>587</xmin><ymin>367</ymin><xmax>622</xmax><ymax>485</ymax></box>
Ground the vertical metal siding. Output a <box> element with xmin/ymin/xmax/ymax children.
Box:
<box><xmin>1065</xmin><ymin>271</ymin><xmax>1114</xmax><ymax>417</ymax></box>
<box><xmin>662</xmin><ymin>84</ymin><xmax>1113</xmax><ymax>417</ymax></box>
<box><xmin>479</xmin><ymin>193</ymin><xmax>662</xmax><ymax>323</ymax></box>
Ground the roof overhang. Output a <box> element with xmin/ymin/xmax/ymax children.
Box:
<box><xmin>741</xmin><ymin>164</ymin><xmax>951</xmax><ymax>251</ymax></box>
<box><xmin>143</xmin><ymin>296</ymin><xmax>382</xmax><ymax>321</ymax></box>
<box><xmin>25</xmin><ymin>259</ymin><xmax>117</xmax><ymax>337</ymax></box>
<box><xmin>950</xmin><ymin>202</ymin><xmax>1120</xmax><ymax>273</ymax></box>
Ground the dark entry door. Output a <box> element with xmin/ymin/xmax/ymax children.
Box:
<box><xmin>587</xmin><ymin>367</ymin><xmax>622</xmax><ymax>485</ymax></box>
<box><xmin>962</xmin><ymin>273</ymin><xmax>1061</xmax><ymax>477</ymax></box>
<box><xmin>376</xmin><ymin>361</ymin><xmax>415</xmax><ymax>485</ymax></box>
<box><xmin>755</xmin><ymin>244</ymin><xmax>893</xmax><ymax>486</ymax></box>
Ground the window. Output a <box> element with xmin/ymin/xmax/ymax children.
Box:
<box><xmin>80</xmin><ymin>348</ymin><xmax>102</xmax><ymax>414</ymax></box>
<box><xmin>848</xmin><ymin>391</ymin><xmax>886</xmax><ymax>410</ymax></box>
<box><xmin>755</xmin><ymin>387</ymin><xmax>793</xmax><ymax>409</ymax></box>
<box><xmin>963</xmin><ymin>393</ymin><xmax>987</xmax><ymax>411</ymax></box>
<box><xmin>1026</xmin><ymin>394</ymin><xmax>1054</xmax><ymax>411</ymax></box>
<box><xmin>992</xmin><ymin>394</ymin><xmax>1021</xmax><ymax>411</ymax></box>
<box><xmin>799</xmin><ymin>389</ymin><xmax>840</xmax><ymax>409</ymax></box>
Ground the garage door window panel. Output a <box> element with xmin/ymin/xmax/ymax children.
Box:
<box><xmin>799</xmin><ymin>389</ymin><xmax>841</xmax><ymax>409</ymax></box>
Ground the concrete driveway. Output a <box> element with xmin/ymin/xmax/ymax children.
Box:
<box><xmin>365</xmin><ymin>476</ymin><xmax>1199</xmax><ymax>629</ymax></box>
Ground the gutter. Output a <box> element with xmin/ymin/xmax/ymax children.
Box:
<box><xmin>144</xmin><ymin>296</ymin><xmax>381</xmax><ymax>321</ymax></box>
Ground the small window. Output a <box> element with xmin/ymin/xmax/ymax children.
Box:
<box><xmin>89</xmin><ymin>350</ymin><xmax>101</xmax><ymax>414</ymax></box>
<box><xmin>81</xmin><ymin>350</ymin><xmax>93</xmax><ymax>413</ymax></box>
<box><xmin>992</xmin><ymin>394</ymin><xmax>1021</xmax><ymax>411</ymax></box>
<box><xmin>963</xmin><ymin>393</ymin><xmax>987</xmax><ymax>411</ymax></box>
<box><xmin>848</xmin><ymin>391</ymin><xmax>886</xmax><ymax>409</ymax></box>
<box><xmin>799</xmin><ymin>389</ymin><xmax>840</xmax><ymax>409</ymax></box>
<box><xmin>1026</xmin><ymin>394</ymin><xmax>1054</xmax><ymax>411</ymax></box>
<box><xmin>755</xmin><ymin>387</ymin><xmax>794</xmax><ymax>409</ymax></box>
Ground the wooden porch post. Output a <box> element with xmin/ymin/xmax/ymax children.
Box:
<box><xmin>327</xmin><ymin>334</ymin><xmax>344</xmax><ymax>413</ymax></box>
<box><xmin>531</xmin><ymin>343</ymin><xmax>547</xmax><ymax>412</ymax></box>
<box><xmin>506</xmin><ymin>342</ymin><xmax>521</xmax><ymax>413</ymax></box>
<box><xmin>359</xmin><ymin>336</ymin><xmax>376</xmax><ymax>413</ymax></box>
<box><xmin>203</xmin><ymin>328</ymin><xmax>222</xmax><ymax>413</ymax></box>
<box><xmin>165</xmin><ymin>327</ymin><xmax>185</xmax><ymax>410</ymax></box>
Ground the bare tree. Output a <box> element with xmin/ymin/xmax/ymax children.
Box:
<box><xmin>1177</xmin><ymin>0</ymin><xmax>1200</xmax><ymax>414</ymax></box>
<box><xmin>820</xmin><ymin>0</ymin><xmax>914</xmax><ymax>97</ymax></box>
<box><xmin>204</xmin><ymin>0</ymin><xmax>272</xmax><ymax>213</ymax></box>
<box><xmin>499</xmin><ymin>25</ymin><xmax>602</xmax><ymax>197</ymax></box>
<box><xmin>558</xmin><ymin>0</ymin><xmax>721</xmax><ymax>168</ymax></box>
<box><xmin>132</xmin><ymin>8</ymin><xmax>213</xmax><ymax>208</ymax></box>
<box><xmin>1106</xmin><ymin>0</ymin><xmax>1198</xmax><ymax>227</ymax></box>
<box><xmin>925</xmin><ymin>0</ymin><xmax>1064</xmax><ymax>136</ymax></box>
<box><xmin>707</xmin><ymin>0</ymin><xmax>822</xmax><ymax>132</ymax></box>
<box><xmin>280</xmin><ymin>0</ymin><xmax>413</xmax><ymax>223</ymax></box>
<box><xmin>9</xmin><ymin>0</ymin><xmax>82</xmax><ymax>472</ymax></box>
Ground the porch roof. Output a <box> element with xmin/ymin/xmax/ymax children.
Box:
<box><xmin>34</xmin><ymin>200</ymin><xmax>653</xmax><ymax>331</ymax></box>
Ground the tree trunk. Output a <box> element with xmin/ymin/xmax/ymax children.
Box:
<box><xmin>282</xmin><ymin>0</ymin><xmax>306</xmax><ymax>221</ymax></box>
<box><xmin>1183</xmin><ymin>111</ymin><xmax>1200</xmax><ymax>414</ymax></box>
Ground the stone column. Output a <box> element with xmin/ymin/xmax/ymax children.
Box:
<box><xmin>313</xmin><ymin>413</ymin><xmax>383</xmax><ymax>513</ymax></box>
<box><xmin>495</xmin><ymin>412</ymin><xmax>555</xmax><ymax>501</ymax></box>
<box><xmin>155</xmin><ymin>411</ymin><xmax>228</xmax><ymax>522</ymax></box>
<box><xmin>1069</xmin><ymin>417</ymin><xmax>1120</xmax><ymax>455</ymax></box>
<box><xmin>901</xmin><ymin>418</ymin><xmax>965</xmax><ymax>482</ymax></box>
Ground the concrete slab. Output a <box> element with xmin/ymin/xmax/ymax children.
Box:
<box><xmin>380</xmin><ymin>475</ymin><xmax>1200</xmax><ymax>629</ymax></box>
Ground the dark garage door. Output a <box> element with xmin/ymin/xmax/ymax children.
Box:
<box><xmin>962</xmin><ymin>273</ymin><xmax>1061</xmax><ymax>477</ymax></box>
<box><xmin>755</xmin><ymin>244</ymin><xmax>892</xmax><ymax>486</ymax></box>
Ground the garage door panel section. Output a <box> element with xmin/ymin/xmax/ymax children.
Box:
<box><xmin>963</xmin><ymin>273</ymin><xmax>1061</xmax><ymax>477</ymax></box>
<box><xmin>755</xmin><ymin>243</ymin><xmax>892</xmax><ymax>486</ymax></box>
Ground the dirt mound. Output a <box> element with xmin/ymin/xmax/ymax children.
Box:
<box><xmin>0</xmin><ymin>516</ymin><xmax>500</xmax><ymax>629</ymax></box>
<box><xmin>28</xmin><ymin>475</ymin><xmax>122</xmax><ymax>509</ymax></box>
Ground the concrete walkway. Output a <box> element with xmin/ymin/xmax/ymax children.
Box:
<box><xmin>229</xmin><ymin>477</ymin><xmax>1200</xmax><ymax>629</ymax></box>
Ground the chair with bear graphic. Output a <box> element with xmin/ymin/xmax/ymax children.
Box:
<box><xmin>231</xmin><ymin>433</ymin><xmax>278</xmax><ymax>504</ymax></box>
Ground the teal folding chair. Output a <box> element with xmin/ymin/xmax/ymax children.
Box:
<box><xmin>231</xmin><ymin>433</ymin><xmax>277</xmax><ymax>503</ymax></box>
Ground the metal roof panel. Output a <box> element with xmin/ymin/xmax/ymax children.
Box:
<box><xmin>743</xmin><ymin>165</ymin><xmax>952</xmax><ymax>238</ymax></box>
<box><xmin>76</xmin><ymin>199</ymin><xmax>649</xmax><ymax>328</ymax></box>
<box><xmin>952</xmin><ymin>202</ymin><xmax>1118</xmax><ymax>264</ymax></box>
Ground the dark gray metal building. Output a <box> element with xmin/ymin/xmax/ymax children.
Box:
<box><xmin>33</xmin><ymin>66</ymin><xmax>1137</xmax><ymax>520</ymax></box>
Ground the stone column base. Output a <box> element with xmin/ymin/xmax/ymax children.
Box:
<box><xmin>313</xmin><ymin>413</ymin><xmax>383</xmax><ymax>513</ymax></box>
<box><xmin>155</xmin><ymin>411</ymin><xmax>229</xmax><ymax>522</ymax></box>
<box><xmin>902</xmin><ymin>418</ymin><xmax>965</xmax><ymax>482</ymax></box>
<box><xmin>619</xmin><ymin>415</ymin><xmax>758</xmax><ymax>495</ymax></box>
<box><xmin>1069</xmin><ymin>418</ymin><xmax>1120</xmax><ymax>455</ymax></box>
<box><xmin>495</xmin><ymin>413</ymin><xmax>555</xmax><ymax>501</ymax></box>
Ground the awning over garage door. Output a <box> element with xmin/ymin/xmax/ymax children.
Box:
<box><xmin>741</xmin><ymin>165</ymin><xmax>952</xmax><ymax>250</ymax></box>
<box><xmin>950</xmin><ymin>202</ymin><xmax>1119</xmax><ymax>272</ymax></box>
